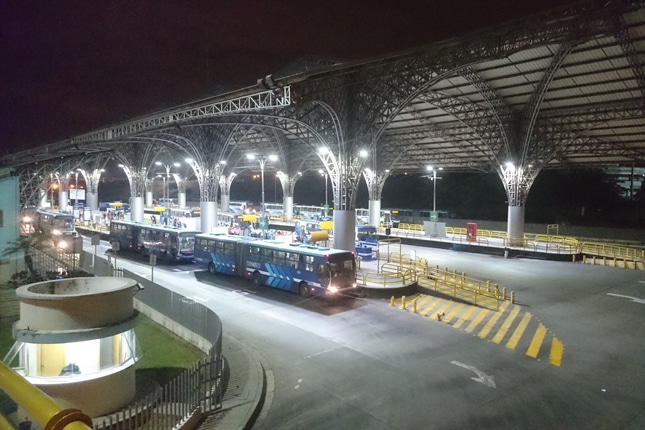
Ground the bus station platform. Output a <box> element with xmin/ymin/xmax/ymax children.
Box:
<box><xmin>353</xmin><ymin>226</ymin><xmax>582</xmax><ymax>300</ymax></box>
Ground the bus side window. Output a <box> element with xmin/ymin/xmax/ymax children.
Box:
<box><xmin>304</xmin><ymin>255</ymin><xmax>314</xmax><ymax>272</ymax></box>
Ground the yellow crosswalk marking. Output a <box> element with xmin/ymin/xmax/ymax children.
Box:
<box><xmin>465</xmin><ymin>308</ymin><xmax>490</xmax><ymax>333</ymax></box>
<box><xmin>400</xmin><ymin>294</ymin><xmax>422</xmax><ymax>310</ymax></box>
<box><xmin>549</xmin><ymin>338</ymin><xmax>564</xmax><ymax>367</ymax></box>
<box><xmin>526</xmin><ymin>323</ymin><xmax>547</xmax><ymax>358</ymax></box>
<box><xmin>478</xmin><ymin>301</ymin><xmax>510</xmax><ymax>338</ymax></box>
<box><xmin>420</xmin><ymin>297</ymin><xmax>445</xmax><ymax>316</ymax></box>
<box><xmin>434</xmin><ymin>301</ymin><xmax>456</xmax><ymax>319</ymax></box>
<box><xmin>453</xmin><ymin>306</ymin><xmax>479</xmax><ymax>329</ymax></box>
<box><xmin>506</xmin><ymin>312</ymin><xmax>532</xmax><ymax>350</ymax></box>
<box><xmin>444</xmin><ymin>303</ymin><xmax>466</xmax><ymax>323</ymax></box>
<box><xmin>415</xmin><ymin>295</ymin><xmax>434</xmax><ymax>310</ymax></box>
<box><xmin>491</xmin><ymin>305</ymin><xmax>521</xmax><ymax>344</ymax></box>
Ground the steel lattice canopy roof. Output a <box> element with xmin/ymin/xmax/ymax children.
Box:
<box><xmin>2</xmin><ymin>0</ymin><xmax>645</xmax><ymax>177</ymax></box>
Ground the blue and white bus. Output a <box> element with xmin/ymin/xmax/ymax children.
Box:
<box><xmin>109</xmin><ymin>220</ymin><xmax>199</xmax><ymax>262</ymax></box>
<box><xmin>194</xmin><ymin>233</ymin><xmax>359</xmax><ymax>298</ymax></box>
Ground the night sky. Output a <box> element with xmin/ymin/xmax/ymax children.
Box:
<box><xmin>0</xmin><ymin>0</ymin><xmax>577</xmax><ymax>155</ymax></box>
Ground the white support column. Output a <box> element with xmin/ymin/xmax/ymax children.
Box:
<box><xmin>59</xmin><ymin>191</ymin><xmax>69</xmax><ymax>212</ymax></box>
<box><xmin>284</xmin><ymin>196</ymin><xmax>293</xmax><ymax>222</ymax></box>
<box><xmin>131</xmin><ymin>197</ymin><xmax>144</xmax><ymax>223</ymax></box>
<box><xmin>200</xmin><ymin>201</ymin><xmax>217</xmax><ymax>233</ymax></box>
<box><xmin>507</xmin><ymin>206</ymin><xmax>526</xmax><ymax>247</ymax></box>
<box><xmin>220</xmin><ymin>194</ymin><xmax>230</xmax><ymax>213</ymax></box>
<box><xmin>86</xmin><ymin>192</ymin><xmax>98</xmax><ymax>219</ymax></box>
<box><xmin>145</xmin><ymin>191</ymin><xmax>153</xmax><ymax>208</ymax></box>
<box><xmin>368</xmin><ymin>200</ymin><xmax>381</xmax><ymax>227</ymax></box>
<box><xmin>178</xmin><ymin>192</ymin><xmax>186</xmax><ymax>209</ymax></box>
<box><xmin>333</xmin><ymin>210</ymin><xmax>356</xmax><ymax>252</ymax></box>
<box><xmin>39</xmin><ymin>188</ymin><xmax>48</xmax><ymax>208</ymax></box>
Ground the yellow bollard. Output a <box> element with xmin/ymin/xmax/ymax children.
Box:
<box><xmin>592</xmin><ymin>255</ymin><xmax>596</xmax><ymax>265</ymax></box>
<box><xmin>511</xmin><ymin>291</ymin><xmax>515</xmax><ymax>304</ymax></box>
<box><xmin>461</xmin><ymin>272</ymin><xmax>466</xmax><ymax>283</ymax></box>
<box><xmin>572</xmin><ymin>254</ymin><xmax>576</xmax><ymax>263</ymax></box>
<box><xmin>486</xmin><ymin>280</ymin><xmax>491</xmax><ymax>293</ymax></box>
<box><xmin>400</xmin><ymin>295</ymin><xmax>406</xmax><ymax>309</ymax></box>
<box><xmin>413</xmin><ymin>299</ymin><xmax>418</xmax><ymax>313</ymax></box>
<box><xmin>390</xmin><ymin>296</ymin><xmax>395</xmax><ymax>306</ymax></box>
<box><xmin>503</xmin><ymin>287</ymin><xmax>507</xmax><ymax>301</ymax></box>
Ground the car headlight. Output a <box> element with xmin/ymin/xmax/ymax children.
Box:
<box><xmin>57</xmin><ymin>241</ymin><xmax>68</xmax><ymax>249</ymax></box>
<box><xmin>328</xmin><ymin>286</ymin><xmax>339</xmax><ymax>294</ymax></box>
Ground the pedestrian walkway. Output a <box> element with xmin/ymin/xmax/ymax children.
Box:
<box><xmin>390</xmin><ymin>293</ymin><xmax>564</xmax><ymax>367</ymax></box>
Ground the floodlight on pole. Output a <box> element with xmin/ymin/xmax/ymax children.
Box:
<box><xmin>155</xmin><ymin>161</ymin><xmax>180</xmax><ymax>221</ymax></box>
<box><xmin>426</xmin><ymin>166</ymin><xmax>443</xmax><ymax>216</ymax></box>
<box><xmin>247</xmin><ymin>153</ymin><xmax>278</xmax><ymax>215</ymax></box>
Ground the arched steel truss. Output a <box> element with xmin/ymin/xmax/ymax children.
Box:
<box><xmin>3</xmin><ymin>0</ymin><xmax>645</xmax><ymax>217</ymax></box>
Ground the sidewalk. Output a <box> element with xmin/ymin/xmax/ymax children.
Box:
<box><xmin>198</xmin><ymin>336</ymin><xmax>267</xmax><ymax>430</ymax></box>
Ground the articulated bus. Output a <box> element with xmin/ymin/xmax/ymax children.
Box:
<box><xmin>109</xmin><ymin>220</ymin><xmax>200</xmax><ymax>262</ymax></box>
<box><xmin>194</xmin><ymin>233</ymin><xmax>359</xmax><ymax>298</ymax></box>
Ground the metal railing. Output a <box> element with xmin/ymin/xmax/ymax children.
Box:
<box><xmin>418</xmin><ymin>267</ymin><xmax>505</xmax><ymax>311</ymax></box>
<box><xmin>16</xmin><ymin>251</ymin><xmax>226</xmax><ymax>430</ymax></box>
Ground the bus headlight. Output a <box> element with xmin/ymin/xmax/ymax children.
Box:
<box><xmin>52</xmin><ymin>229</ymin><xmax>61</xmax><ymax>236</ymax></box>
<box><xmin>57</xmin><ymin>241</ymin><xmax>68</xmax><ymax>250</ymax></box>
<box><xmin>328</xmin><ymin>286</ymin><xmax>339</xmax><ymax>294</ymax></box>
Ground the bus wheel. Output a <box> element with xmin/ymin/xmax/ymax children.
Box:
<box><xmin>208</xmin><ymin>262</ymin><xmax>216</xmax><ymax>275</ymax></box>
<box><xmin>299</xmin><ymin>282</ymin><xmax>311</xmax><ymax>298</ymax></box>
<box><xmin>252</xmin><ymin>271</ymin><xmax>262</xmax><ymax>287</ymax></box>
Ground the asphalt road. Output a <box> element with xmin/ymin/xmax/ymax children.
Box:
<box><xmin>89</xmin><ymin>237</ymin><xmax>645</xmax><ymax>429</ymax></box>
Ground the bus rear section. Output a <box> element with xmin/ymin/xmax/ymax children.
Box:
<box><xmin>194</xmin><ymin>233</ymin><xmax>256</xmax><ymax>275</ymax></box>
<box><xmin>240</xmin><ymin>241</ymin><xmax>359</xmax><ymax>299</ymax></box>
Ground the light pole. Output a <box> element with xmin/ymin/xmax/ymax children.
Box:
<box><xmin>155</xmin><ymin>161</ymin><xmax>180</xmax><ymax>220</ymax></box>
<box><xmin>247</xmin><ymin>153</ymin><xmax>278</xmax><ymax>215</ymax></box>
<box><xmin>319</xmin><ymin>169</ymin><xmax>328</xmax><ymax>217</ymax></box>
<box><xmin>426</xmin><ymin>166</ymin><xmax>443</xmax><ymax>217</ymax></box>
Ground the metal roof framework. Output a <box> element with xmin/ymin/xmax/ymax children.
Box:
<box><xmin>3</xmin><ymin>0</ymin><xmax>645</xmax><ymax>214</ymax></box>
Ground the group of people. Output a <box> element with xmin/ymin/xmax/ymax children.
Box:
<box><xmin>150</xmin><ymin>214</ymin><xmax>187</xmax><ymax>228</ymax></box>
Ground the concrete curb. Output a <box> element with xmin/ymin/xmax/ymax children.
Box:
<box><xmin>201</xmin><ymin>335</ymin><xmax>267</xmax><ymax>430</ymax></box>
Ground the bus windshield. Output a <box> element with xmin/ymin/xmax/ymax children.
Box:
<box><xmin>324</xmin><ymin>253</ymin><xmax>356</xmax><ymax>286</ymax></box>
<box><xmin>179</xmin><ymin>233</ymin><xmax>195</xmax><ymax>252</ymax></box>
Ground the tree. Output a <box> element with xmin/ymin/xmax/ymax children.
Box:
<box><xmin>1</xmin><ymin>232</ymin><xmax>52</xmax><ymax>277</ymax></box>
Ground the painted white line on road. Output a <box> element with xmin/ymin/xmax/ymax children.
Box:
<box><xmin>450</xmin><ymin>360</ymin><xmax>496</xmax><ymax>388</ymax></box>
<box><xmin>606</xmin><ymin>293</ymin><xmax>645</xmax><ymax>304</ymax></box>
<box><xmin>305</xmin><ymin>348</ymin><xmax>339</xmax><ymax>359</ymax></box>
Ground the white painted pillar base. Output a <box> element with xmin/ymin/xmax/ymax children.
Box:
<box><xmin>284</xmin><ymin>196</ymin><xmax>294</xmax><ymax>222</ymax></box>
<box><xmin>131</xmin><ymin>197</ymin><xmax>144</xmax><ymax>223</ymax></box>
<box><xmin>221</xmin><ymin>195</ymin><xmax>230</xmax><ymax>212</ymax></box>
<box><xmin>200</xmin><ymin>201</ymin><xmax>217</xmax><ymax>233</ymax></box>
<box><xmin>369</xmin><ymin>200</ymin><xmax>381</xmax><ymax>227</ymax></box>
<box><xmin>178</xmin><ymin>192</ymin><xmax>186</xmax><ymax>209</ymax></box>
<box><xmin>333</xmin><ymin>210</ymin><xmax>356</xmax><ymax>252</ymax></box>
<box><xmin>59</xmin><ymin>191</ymin><xmax>69</xmax><ymax>212</ymax></box>
<box><xmin>39</xmin><ymin>189</ymin><xmax>48</xmax><ymax>208</ymax></box>
<box><xmin>86</xmin><ymin>192</ymin><xmax>98</xmax><ymax>212</ymax></box>
<box><xmin>507</xmin><ymin>205</ymin><xmax>526</xmax><ymax>247</ymax></box>
<box><xmin>145</xmin><ymin>191</ymin><xmax>153</xmax><ymax>208</ymax></box>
